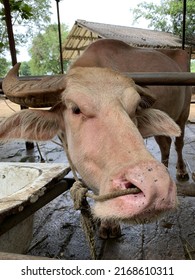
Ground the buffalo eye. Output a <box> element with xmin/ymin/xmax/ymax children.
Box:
<box><xmin>72</xmin><ymin>106</ymin><xmax>81</xmax><ymax>115</ymax></box>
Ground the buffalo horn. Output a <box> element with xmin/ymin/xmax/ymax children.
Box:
<box><xmin>2</xmin><ymin>63</ymin><xmax>66</xmax><ymax>108</ymax></box>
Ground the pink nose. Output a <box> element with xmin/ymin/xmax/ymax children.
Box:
<box><xmin>93</xmin><ymin>161</ymin><xmax>177</xmax><ymax>222</ymax></box>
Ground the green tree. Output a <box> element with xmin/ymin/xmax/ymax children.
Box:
<box><xmin>131</xmin><ymin>0</ymin><xmax>195</xmax><ymax>39</ymax></box>
<box><xmin>29</xmin><ymin>23</ymin><xmax>69</xmax><ymax>75</ymax></box>
<box><xmin>19</xmin><ymin>61</ymin><xmax>31</xmax><ymax>76</ymax></box>
<box><xmin>0</xmin><ymin>57</ymin><xmax>10</xmax><ymax>76</ymax></box>
<box><xmin>0</xmin><ymin>0</ymin><xmax>51</xmax><ymax>56</ymax></box>
<box><xmin>191</xmin><ymin>60</ymin><xmax>195</xmax><ymax>72</ymax></box>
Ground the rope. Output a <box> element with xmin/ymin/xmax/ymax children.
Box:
<box><xmin>60</xmin><ymin>136</ymin><xmax>80</xmax><ymax>181</ymax></box>
<box><xmin>70</xmin><ymin>181</ymin><xmax>97</xmax><ymax>260</ymax></box>
<box><xmin>86</xmin><ymin>187</ymin><xmax>141</xmax><ymax>201</ymax></box>
<box><xmin>3</xmin><ymin>98</ymin><xmax>17</xmax><ymax>112</ymax></box>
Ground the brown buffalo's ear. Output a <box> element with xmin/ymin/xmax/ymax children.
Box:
<box><xmin>0</xmin><ymin>103</ymin><xmax>65</xmax><ymax>142</ymax></box>
<box><xmin>137</xmin><ymin>108</ymin><xmax>181</xmax><ymax>138</ymax></box>
<box><xmin>135</xmin><ymin>85</ymin><xmax>156</xmax><ymax>108</ymax></box>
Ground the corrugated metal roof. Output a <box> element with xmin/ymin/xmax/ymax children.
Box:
<box><xmin>62</xmin><ymin>19</ymin><xmax>191</xmax><ymax>60</ymax></box>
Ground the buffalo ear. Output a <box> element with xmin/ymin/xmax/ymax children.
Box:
<box><xmin>135</xmin><ymin>85</ymin><xmax>156</xmax><ymax>108</ymax></box>
<box><xmin>137</xmin><ymin>108</ymin><xmax>181</xmax><ymax>138</ymax></box>
<box><xmin>0</xmin><ymin>103</ymin><xmax>65</xmax><ymax>142</ymax></box>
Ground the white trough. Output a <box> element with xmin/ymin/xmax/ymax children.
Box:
<box><xmin>0</xmin><ymin>162</ymin><xmax>70</xmax><ymax>254</ymax></box>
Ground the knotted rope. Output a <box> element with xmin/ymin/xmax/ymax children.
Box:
<box><xmin>70</xmin><ymin>181</ymin><xmax>97</xmax><ymax>259</ymax></box>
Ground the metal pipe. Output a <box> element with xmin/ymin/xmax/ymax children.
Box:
<box><xmin>1</xmin><ymin>72</ymin><xmax>195</xmax><ymax>90</ymax></box>
<box><xmin>182</xmin><ymin>0</ymin><xmax>187</xmax><ymax>50</ymax></box>
<box><xmin>55</xmin><ymin>0</ymin><xmax>64</xmax><ymax>74</ymax></box>
<box><xmin>123</xmin><ymin>72</ymin><xmax>195</xmax><ymax>86</ymax></box>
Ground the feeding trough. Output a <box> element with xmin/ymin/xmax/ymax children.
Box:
<box><xmin>0</xmin><ymin>162</ymin><xmax>70</xmax><ymax>253</ymax></box>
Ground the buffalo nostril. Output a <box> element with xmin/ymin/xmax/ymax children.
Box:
<box><xmin>125</xmin><ymin>182</ymin><xmax>138</xmax><ymax>189</ymax></box>
<box><xmin>124</xmin><ymin>182</ymin><xmax>142</xmax><ymax>195</ymax></box>
<box><xmin>113</xmin><ymin>179</ymin><xmax>142</xmax><ymax>194</ymax></box>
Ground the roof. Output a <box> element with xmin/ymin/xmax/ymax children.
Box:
<box><xmin>62</xmin><ymin>19</ymin><xmax>193</xmax><ymax>61</ymax></box>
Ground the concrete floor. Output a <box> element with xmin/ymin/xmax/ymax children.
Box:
<box><xmin>0</xmin><ymin>99</ymin><xmax>195</xmax><ymax>260</ymax></box>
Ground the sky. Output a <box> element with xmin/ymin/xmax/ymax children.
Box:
<box><xmin>50</xmin><ymin>0</ymin><xmax>160</xmax><ymax>29</ymax></box>
<box><xmin>17</xmin><ymin>0</ymin><xmax>161</xmax><ymax>61</ymax></box>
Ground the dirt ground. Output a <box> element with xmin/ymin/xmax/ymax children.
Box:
<box><xmin>0</xmin><ymin>97</ymin><xmax>195</xmax><ymax>260</ymax></box>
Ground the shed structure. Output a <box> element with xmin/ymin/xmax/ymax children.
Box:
<box><xmin>62</xmin><ymin>19</ymin><xmax>195</xmax><ymax>61</ymax></box>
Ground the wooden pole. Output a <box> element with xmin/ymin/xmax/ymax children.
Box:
<box><xmin>2</xmin><ymin>0</ymin><xmax>17</xmax><ymax>66</ymax></box>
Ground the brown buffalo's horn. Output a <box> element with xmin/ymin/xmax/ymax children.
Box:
<box><xmin>2</xmin><ymin>63</ymin><xmax>66</xmax><ymax>108</ymax></box>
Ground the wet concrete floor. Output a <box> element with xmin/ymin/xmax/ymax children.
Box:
<box><xmin>0</xmin><ymin>100</ymin><xmax>195</xmax><ymax>260</ymax></box>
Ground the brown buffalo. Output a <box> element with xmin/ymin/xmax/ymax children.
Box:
<box><xmin>0</xmin><ymin>39</ymin><xmax>189</xmax><ymax>239</ymax></box>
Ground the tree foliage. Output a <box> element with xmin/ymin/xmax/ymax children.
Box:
<box><xmin>28</xmin><ymin>23</ymin><xmax>69</xmax><ymax>75</ymax></box>
<box><xmin>0</xmin><ymin>0</ymin><xmax>51</xmax><ymax>56</ymax></box>
<box><xmin>0</xmin><ymin>57</ymin><xmax>10</xmax><ymax>77</ymax></box>
<box><xmin>19</xmin><ymin>61</ymin><xmax>31</xmax><ymax>76</ymax></box>
<box><xmin>191</xmin><ymin>60</ymin><xmax>195</xmax><ymax>72</ymax></box>
<box><xmin>0</xmin><ymin>0</ymin><xmax>52</xmax><ymax>76</ymax></box>
<box><xmin>131</xmin><ymin>0</ymin><xmax>195</xmax><ymax>39</ymax></box>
